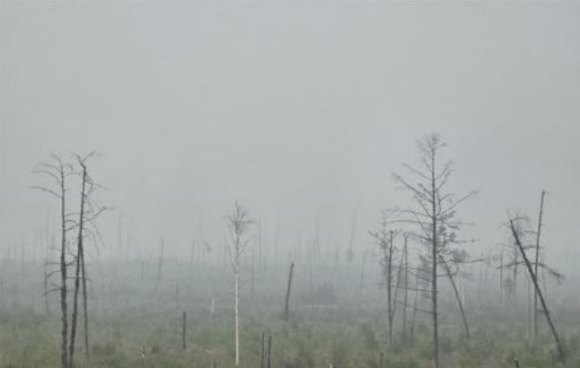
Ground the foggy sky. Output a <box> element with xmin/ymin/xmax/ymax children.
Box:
<box><xmin>1</xmin><ymin>2</ymin><xmax>579</xmax><ymax>273</ymax></box>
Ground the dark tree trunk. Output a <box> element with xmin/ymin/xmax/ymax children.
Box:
<box><xmin>70</xmin><ymin>165</ymin><xmax>88</xmax><ymax>367</ymax></box>
<box><xmin>430</xmin><ymin>151</ymin><xmax>440</xmax><ymax>368</ymax></box>
<box><xmin>440</xmin><ymin>256</ymin><xmax>470</xmax><ymax>339</ymax></box>
<box><xmin>387</xmin><ymin>231</ymin><xmax>394</xmax><ymax>346</ymax></box>
<box><xmin>81</xmin><ymin>241</ymin><xmax>89</xmax><ymax>358</ymax></box>
<box><xmin>156</xmin><ymin>240</ymin><xmax>164</xmax><ymax>295</ymax></box>
<box><xmin>284</xmin><ymin>262</ymin><xmax>295</xmax><ymax>321</ymax></box>
<box><xmin>59</xmin><ymin>168</ymin><xmax>69</xmax><ymax>368</ymax></box>
<box><xmin>534</xmin><ymin>190</ymin><xmax>545</xmax><ymax>337</ymax></box>
<box><xmin>182</xmin><ymin>311</ymin><xmax>186</xmax><ymax>350</ymax></box>
<box><xmin>267</xmin><ymin>335</ymin><xmax>272</xmax><ymax>368</ymax></box>
<box><xmin>510</xmin><ymin>220</ymin><xmax>565</xmax><ymax>363</ymax></box>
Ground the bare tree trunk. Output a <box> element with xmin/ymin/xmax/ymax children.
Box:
<box><xmin>392</xmin><ymin>238</ymin><xmax>406</xmax><ymax>341</ymax></box>
<box><xmin>267</xmin><ymin>335</ymin><xmax>272</xmax><ymax>368</ymax></box>
<box><xmin>510</xmin><ymin>219</ymin><xmax>565</xmax><ymax>363</ymax></box>
<box><xmin>81</xmin><ymin>248</ymin><xmax>89</xmax><ymax>359</ymax></box>
<box><xmin>386</xmin><ymin>231</ymin><xmax>394</xmax><ymax>346</ymax></box>
<box><xmin>402</xmin><ymin>238</ymin><xmax>408</xmax><ymax>338</ymax></box>
<box><xmin>156</xmin><ymin>239</ymin><xmax>164</xmax><ymax>295</ymax></box>
<box><xmin>534</xmin><ymin>190</ymin><xmax>545</xmax><ymax>337</ymax></box>
<box><xmin>251</xmin><ymin>244</ymin><xmax>255</xmax><ymax>301</ymax></box>
<box><xmin>439</xmin><ymin>256</ymin><xmax>470</xmax><ymax>339</ymax></box>
<box><xmin>430</xmin><ymin>152</ymin><xmax>440</xmax><ymax>368</ymax></box>
<box><xmin>499</xmin><ymin>251</ymin><xmax>504</xmax><ymax>307</ymax></box>
<box><xmin>410</xmin><ymin>269</ymin><xmax>419</xmax><ymax>337</ymax></box>
<box><xmin>358</xmin><ymin>251</ymin><xmax>367</xmax><ymax>297</ymax></box>
<box><xmin>309</xmin><ymin>248</ymin><xmax>314</xmax><ymax>301</ymax></box>
<box><xmin>58</xmin><ymin>168</ymin><xmax>69</xmax><ymax>368</ymax></box>
<box><xmin>234</xmin><ymin>271</ymin><xmax>240</xmax><ymax>366</ymax></box>
<box><xmin>260</xmin><ymin>332</ymin><xmax>265</xmax><ymax>368</ymax></box>
<box><xmin>182</xmin><ymin>311</ymin><xmax>186</xmax><ymax>350</ymax></box>
<box><xmin>284</xmin><ymin>262</ymin><xmax>295</xmax><ymax>321</ymax></box>
<box><xmin>527</xmin><ymin>274</ymin><xmax>532</xmax><ymax>338</ymax></box>
<box><xmin>43</xmin><ymin>260</ymin><xmax>50</xmax><ymax>315</ymax></box>
<box><xmin>70</xmin><ymin>165</ymin><xmax>88</xmax><ymax>368</ymax></box>
<box><xmin>68</xmin><ymin>250</ymin><xmax>81</xmax><ymax>367</ymax></box>
<box><xmin>226</xmin><ymin>202</ymin><xmax>253</xmax><ymax>368</ymax></box>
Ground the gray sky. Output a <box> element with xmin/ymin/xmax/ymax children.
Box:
<box><xmin>1</xmin><ymin>2</ymin><xmax>579</xmax><ymax>272</ymax></box>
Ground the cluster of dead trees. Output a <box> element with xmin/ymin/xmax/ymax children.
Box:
<box><xmin>368</xmin><ymin>134</ymin><xmax>476</xmax><ymax>368</ymax></box>
<box><xmin>33</xmin><ymin>152</ymin><xmax>108</xmax><ymax>368</ymax></box>
<box><xmin>370</xmin><ymin>133</ymin><xmax>566</xmax><ymax>367</ymax></box>
<box><xmin>32</xmin><ymin>135</ymin><xmax>568</xmax><ymax>368</ymax></box>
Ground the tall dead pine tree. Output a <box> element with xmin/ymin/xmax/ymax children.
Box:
<box><xmin>69</xmin><ymin>159</ymin><xmax>88</xmax><ymax>366</ymax></box>
<box><xmin>33</xmin><ymin>156</ymin><xmax>72</xmax><ymax>368</ymax></box>
<box><xmin>392</xmin><ymin>133</ymin><xmax>476</xmax><ymax>368</ymax></box>
<box><xmin>69</xmin><ymin>153</ymin><xmax>106</xmax><ymax>363</ymax></box>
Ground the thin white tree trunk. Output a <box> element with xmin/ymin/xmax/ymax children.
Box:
<box><xmin>234</xmin><ymin>271</ymin><xmax>240</xmax><ymax>366</ymax></box>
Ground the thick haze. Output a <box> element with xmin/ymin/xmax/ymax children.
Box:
<box><xmin>1</xmin><ymin>2</ymin><xmax>579</xmax><ymax>273</ymax></box>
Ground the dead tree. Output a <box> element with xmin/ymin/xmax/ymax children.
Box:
<box><xmin>260</xmin><ymin>332</ymin><xmax>265</xmax><ymax>368</ymax></box>
<box><xmin>401</xmin><ymin>235</ymin><xmax>409</xmax><ymax>338</ymax></box>
<box><xmin>226</xmin><ymin>202</ymin><xmax>253</xmax><ymax>366</ymax></box>
<box><xmin>67</xmin><ymin>153</ymin><xmax>107</xmax><ymax>365</ymax></box>
<box><xmin>500</xmin><ymin>214</ymin><xmax>530</xmax><ymax>309</ymax></box>
<box><xmin>501</xmin><ymin>212</ymin><xmax>561</xmax><ymax>320</ymax></box>
<box><xmin>182</xmin><ymin>311</ymin><xmax>187</xmax><ymax>350</ymax></box>
<box><xmin>370</xmin><ymin>213</ymin><xmax>398</xmax><ymax>346</ymax></box>
<box><xmin>438</xmin><ymin>252</ymin><xmax>470</xmax><ymax>339</ymax></box>
<box><xmin>346</xmin><ymin>208</ymin><xmax>357</xmax><ymax>273</ymax></box>
<box><xmin>392</xmin><ymin>133</ymin><xmax>476</xmax><ymax>368</ymax></box>
<box><xmin>283</xmin><ymin>262</ymin><xmax>295</xmax><ymax>321</ymax></box>
<box><xmin>358</xmin><ymin>249</ymin><xmax>369</xmax><ymax>298</ymax></box>
<box><xmin>33</xmin><ymin>155</ymin><xmax>73</xmax><ymax>368</ymax></box>
<box><xmin>533</xmin><ymin>190</ymin><xmax>545</xmax><ymax>337</ymax></box>
<box><xmin>68</xmin><ymin>162</ymin><xmax>87</xmax><ymax>366</ymax></box>
<box><xmin>156</xmin><ymin>239</ymin><xmax>165</xmax><ymax>295</ymax></box>
<box><xmin>267</xmin><ymin>335</ymin><xmax>272</xmax><ymax>368</ymax></box>
<box><xmin>509</xmin><ymin>219</ymin><xmax>565</xmax><ymax>363</ymax></box>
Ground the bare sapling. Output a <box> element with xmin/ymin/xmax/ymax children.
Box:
<box><xmin>226</xmin><ymin>202</ymin><xmax>254</xmax><ymax>366</ymax></box>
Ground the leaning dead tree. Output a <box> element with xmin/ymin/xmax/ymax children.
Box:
<box><xmin>226</xmin><ymin>202</ymin><xmax>254</xmax><ymax>366</ymax></box>
<box><xmin>501</xmin><ymin>210</ymin><xmax>563</xmax><ymax>338</ymax></box>
<box><xmin>438</xmin><ymin>250</ymin><xmax>471</xmax><ymax>339</ymax></box>
<box><xmin>392</xmin><ymin>133</ymin><xmax>476</xmax><ymax>368</ymax></box>
<box><xmin>283</xmin><ymin>262</ymin><xmax>295</xmax><ymax>321</ymax></box>
<box><xmin>509</xmin><ymin>218</ymin><xmax>565</xmax><ymax>363</ymax></box>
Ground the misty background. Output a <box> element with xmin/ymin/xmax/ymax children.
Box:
<box><xmin>1</xmin><ymin>2</ymin><xmax>579</xmax><ymax>275</ymax></box>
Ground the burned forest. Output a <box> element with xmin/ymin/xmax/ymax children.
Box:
<box><xmin>1</xmin><ymin>2</ymin><xmax>579</xmax><ymax>367</ymax></box>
